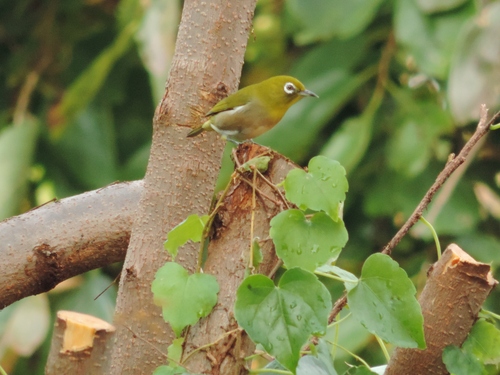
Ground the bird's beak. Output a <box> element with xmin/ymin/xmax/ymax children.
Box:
<box><xmin>299</xmin><ymin>89</ymin><xmax>319</xmax><ymax>98</ymax></box>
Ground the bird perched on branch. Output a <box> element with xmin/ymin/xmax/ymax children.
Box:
<box><xmin>187</xmin><ymin>76</ymin><xmax>318</xmax><ymax>142</ymax></box>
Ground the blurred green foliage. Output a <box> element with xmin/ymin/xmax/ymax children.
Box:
<box><xmin>1</xmin><ymin>0</ymin><xmax>500</xmax><ymax>373</ymax></box>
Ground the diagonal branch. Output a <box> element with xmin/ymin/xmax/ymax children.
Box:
<box><xmin>381</xmin><ymin>105</ymin><xmax>500</xmax><ymax>255</ymax></box>
<box><xmin>328</xmin><ymin>106</ymin><xmax>500</xmax><ymax>323</ymax></box>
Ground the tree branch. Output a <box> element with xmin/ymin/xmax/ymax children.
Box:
<box><xmin>328</xmin><ymin>106</ymin><xmax>500</xmax><ymax>323</ymax></box>
<box><xmin>0</xmin><ymin>181</ymin><xmax>142</xmax><ymax>309</ymax></box>
<box><xmin>382</xmin><ymin>105</ymin><xmax>500</xmax><ymax>255</ymax></box>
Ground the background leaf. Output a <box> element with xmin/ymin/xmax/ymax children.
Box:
<box><xmin>0</xmin><ymin>119</ymin><xmax>38</xmax><ymax>220</ymax></box>
<box><xmin>448</xmin><ymin>2</ymin><xmax>500</xmax><ymax>123</ymax></box>
<box><xmin>286</xmin><ymin>0</ymin><xmax>385</xmax><ymax>43</ymax></box>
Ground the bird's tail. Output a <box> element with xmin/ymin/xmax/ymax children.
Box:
<box><xmin>187</xmin><ymin>126</ymin><xmax>204</xmax><ymax>137</ymax></box>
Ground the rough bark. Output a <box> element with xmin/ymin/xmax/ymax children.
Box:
<box><xmin>183</xmin><ymin>143</ymin><xmax>297</xmax><ymax>374</ymax></box>
<box><xmin>105</xmin><ymin>1</ymin><xmax>257</xmax><ymax>373</ymax></box>
<box><xmin>0</xmin><ymin>180</ymin><xmax>142</xmax><ymax>309</ymax></box>
<box><xmin>46</xmin><ymin>311</ymin><xmax>115</xmax><ymax>375</ymax></box>
<box><xmin>385</xmin><ymin>244</ymin><xmax>498</xmax><ymax>375</ymax></box>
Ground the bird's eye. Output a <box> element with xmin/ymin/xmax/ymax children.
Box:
<box><xmin>284</xmin><ymin>82</ymin><xmax>296</xmax><ymax>95</ymax></box>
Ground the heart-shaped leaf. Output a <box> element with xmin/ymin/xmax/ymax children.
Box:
<box><xmin>462</xmin><ymin>319</ymin><xmax>500</xmax><ymax>365</ymax></box>
<box><xmin>296</xmin><ymin>339</ymin><xmax>337</xmax><ymax>375</ymax></box>
<box><xmin>443</xmin><ymin>345</ymin><xmax>487</xmax><ymax>375</ymax></box>
<box><xmin>284</xmin><ymin>156</ymin><xmax>348</xmax><ymax>220</ymax></box>
<box><xmin>235</xmin><ymin>268</ymin><xmax>331</xmax><ymax>372</ymax></box>
<box><xmin>270</xmin><ymin>210</ymin><xmax>348</xmax><ymax>272</ymax></box>
<box><xmin>315</xmin><ymin>264</ymin><xmax>358</xmax><ymax>291</ymax></box>
<box><xmin>164</xmin><ymin>214</ymin><xmax>209</xmax><ymax>260</ymax></box>
<box><xmin>152</xmin><ymin>262</ymin><xmax>219</xmax><ymax>337</ymax></box>
<box><xmin>347</xmin><ymin>253</ymin><xmax>425</xmax><ymax>349</ymax></box>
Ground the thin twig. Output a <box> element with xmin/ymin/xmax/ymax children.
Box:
<box><xmin>411</xmin><ymin>136</ymin><xmax>486</xmax><ymax>238</ymax></box>
<box><xmin>382</xmin><ymin>106</ymin><xmax>500</xmax><ymax>255</ymax></box>
<box><xmin>327</xmin><ymin>107</ymin><xmax>500</xmax><ymax>320</ymax></box>
<box><xmin>197</xmin><ymin>172</ymin><xmax>235</xmax><ymax>272</ymax></box>
<box><xmin>256</xmin><ymin>169</ymin><xmax>291</xmax><ymax>209</ymax></box>
<box><xmin>237</xmin><ymin>173</ymin><xmax>281</xmax><ymax>205</ymax></box>
<box><xmin>121</xmin><ymin>324</ymin><xmax>168</xmax><ymax>358</ymax></box>
<box><xmin>249</xmin><ymin>168</ymin><xmax>257</xmax><ymax>272</ymax></box>
<box><xmin>181</xmin><ymin>328</ymin><xmax>241</xmax><ymax>365</ymax></box>
<box><xmin>328</xmin><ymin>294</ymin><xmax>347</xmax><ymax>324</ymax></box>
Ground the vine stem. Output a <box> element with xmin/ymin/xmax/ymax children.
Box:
<box><xmin>375</xmin><ymin>334</ymin><xmax>390</xmax><ymax>362</ymax></box>
<box><xmin>196</xmin><ymin>171</ymin><xmax>235</xmax><ymax>273</ymax></box>
<box><xmin>249</xmin><ymin>168</ymin><xmax>257</xmax><ymax>272</ymax></box>
<box><xmin>326</xmin><ymin>340</ymin><xmax>371</xmax><ymax>368</ymax></box>
<box><xmin>249</xmin><ymin>369</ymin><xmax>292</xmax><ymax>375</ymax></box>
<box><xmin>181</xmin><ymin>328</ymin><xmax>241</xmax><ymax>365</ymax></box>
<box><xmin>419</xmin><ymin>216</ymin><xmax>441</xmax><ymax>259</ymax></box>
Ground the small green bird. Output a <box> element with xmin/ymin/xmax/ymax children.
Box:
<box><xmin>187</xmin><ymin>75</ymin><xmax>318</xmax><ymax>142</ymax></box>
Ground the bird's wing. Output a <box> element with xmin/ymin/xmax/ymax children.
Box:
<box><xmin>206</xmin><ymin>87</ymin><xmax>253</xmax><ymax>116</ymax></box>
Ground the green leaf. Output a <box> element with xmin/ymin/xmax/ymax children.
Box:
<box><xmin>56</xmin><ymin>22</ymin><xmax>137</xmax><ymax>127</ymax></box>
<box><xmin>239</xmin><ymin>156</ymin><xmax>271</xmax><ymax>173</ymax></box>
<box><xmin>462</xmin><ymin>319</ymin><xmax>500</xmax><ymax>365</ymax></box>
<box><xmin>315</xmin><ymin>265</ymin><xmax>358</xmax><ymax>291</ymax></box>
<box><xmin>442</xmin><ymin>345</ymin><xmax>487</xmax><ymax>375</ymax></box>
<box><xmin>252</xmin><ymin>238</ymin><xmax>263</xmax><ymax>269</ymax></box>
<box><xmin>0</xmin><ymin>119</ymin><xmax>38</xmax><ymax>220</ymax></box>
<box><xmin>234</xmin><ymin>268</ymin><xmax>331</xmax><ymax>372</ymax></box>
<box><xmin>152</xmin><ymin>262</ymin><xmax>219</xmax><ymax>337</ymax></box>
<box><xmin>164</xmin><ymin>215</ymin><xmax>209</xmax><ymax>260</ymax></box>
<box><xmin>286</xmin><ymin>0</ymin><xmax>385</xmax><ymax>43</ymax></box>
<box><xmin>347</xmin><ymin>254</ymin><xmax>426</xmax><ymax>349</ymax></box>
<box><xmin>432</xmin><ymin>181</ymin><xmax>480</xmax><ymax>236</ymax></box>
<box><xmin>321</xmin><ymin>115</ymin><xmax>373</xmax><ymax>174</ymax></box>
<box><xmin>455</xmin><ymin>234</ymin><xmax>500</xmax><ymax>265</ymax></box>
<box><xmin>416</xmin><ymin>0</ymin><xmax>469</xmax><ymax>14</ymax></box>
<box><xmin>54</xmin><ymin>105</ymin><xmax>119</xmax><ymax>189</ymax></box>
<box><xmin>270</xmin><ymin>210</ymin><xmax>348</xmax><ymax>272</ymax></box>
<box><xmin>297</xmin><ymin>339</ymin><xmax>337</xmax><ymax>375</ymax></box>
<box><xmin>385</xmin><ymin>101</ymin><xmax>453</xmax><ymax>177</ymax></box>
<box><xmin>395</xmin><ymin>0</ymin><xmax>476</xmax><ymax>79</ymax></box>
<box><xmin>284</xmin><ymin>156</ymin><xmax>348</xmax><ymax>220</ymax></box>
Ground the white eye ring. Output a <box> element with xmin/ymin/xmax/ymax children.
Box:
<box><xmin>284</xmin><ymin>82</ymin><xmax>296</xmax><ymax>94</ymax></box>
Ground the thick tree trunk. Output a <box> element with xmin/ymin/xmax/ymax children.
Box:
<box><xmin>105</xmin><ymin>1</ymin><xmax>257</xmax><ymax>373</ymax></box>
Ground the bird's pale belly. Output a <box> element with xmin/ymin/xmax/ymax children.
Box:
<box><xmin>210</xmin><ymin>105</ymin><xmax>281</xmax><ymax>141</ymax></box>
